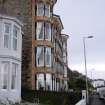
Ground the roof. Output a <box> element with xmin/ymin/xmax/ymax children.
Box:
<box><xmin>0</xmin><ymin>14</ymin><xmax>23</xmax><ymax>26</ymax></box>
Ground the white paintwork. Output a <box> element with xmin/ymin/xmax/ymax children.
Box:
<box><xmin>92</xmin><ymin>79</ymin><xmax>105</xmax><ymax>88</ymax></box>
<box><xmin>75</xmin><ymin>99</ymin><xmax>86</xmax><ymax>105</ymax></box>
<box><xmin>0</xmin><ymin>14</ymin><xmax>22</xmax><ymax>103</ymax></box>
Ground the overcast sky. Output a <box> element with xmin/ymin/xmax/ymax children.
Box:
<box><xmin>54</xmin><ymin>0</ymin><xmax>105</xmax><ymax>80</ymax></box>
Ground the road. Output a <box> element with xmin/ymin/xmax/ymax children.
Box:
<box><xmin>89</xmin><ymin>94</ymin><xmax>105</xmax><ymax>105</ymax></box>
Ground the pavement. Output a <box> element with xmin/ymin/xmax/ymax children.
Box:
<box><xmin>89</xmin><ymin>94</ymin><xmax>105</xmax><ymax>105</ymax></box>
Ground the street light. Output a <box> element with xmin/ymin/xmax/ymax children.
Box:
<box><xmin>83</xmin><ymin>36</ymin><xmax>94</xmax><ymax>105</ymax></box>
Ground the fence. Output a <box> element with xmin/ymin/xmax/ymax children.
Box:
<box><xmin>21</xmin><ymin>88</ymin><xmax>82</xmax><ymax>105</ymax></box>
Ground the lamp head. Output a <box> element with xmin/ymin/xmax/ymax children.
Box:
<box><xmin>88</xmin><ymin>36</ymin><xmax>94</xmax><ymax>38</ymax></box>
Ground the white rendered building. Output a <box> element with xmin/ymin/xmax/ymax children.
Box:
<box><xmin>0</xmin><ymin>14</ymin><xmax>22</xmax><ymax>103</ymax></box>
<box><xmin>92</xmin><ymin>79</ymin><xmax>105</xmax><ymax>88</ymax></box>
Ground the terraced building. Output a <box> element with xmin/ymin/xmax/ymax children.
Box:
<box><xmin>0</xmin><ymin>0</ymin><xmax>69</xmax><ymax>93</ymax></box>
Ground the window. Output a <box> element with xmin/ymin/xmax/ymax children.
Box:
<box><xmin>13</xmin><ymin>26</ymin><xmax>18</xmax><ymax>50</ymax></box>
<box><xmin>37</xmin><ymin>74</ymin><xmax>45</xmax><ymax>90</ymax></box>
<box><xmin>37</xmin><ymin>22</ymin><xmax>44</xmax><ymax>40</ymax></box>
<box><xmin>45</xmin><ymin>47</ymin><xmax>51</xmax><ymax>67</ymax></box>
<box><xmin>36</xmin><ymin>47</ymin><xmax>44</xmax><ymax>67</ymax></box>
<box><xmin>36</xmin><ymin>47</ymin><xmax>51</xmax><ymax>67</ymax></box>
<box><xmin>46</xmin><ymin>74</ymin><xmax>52</xmax><ymax>90</ymax></box>
<box><xmin>64</xmin><ymin>67</ymin><xmax>67</xmax><ymax>77</ymax></box>
<box><xmin>37</xmin><ymin>3</ymin><xmax>50</xmax><ymax>17</ymax></box>
<box><xmin>1</xmin><ymin>61</ymin><xmax>9</xmax><ymax>89</ymax></box>
<box><xmin>4</xmin><ymin>23</ymin><xmax>11</xmax><ymax>48</ymax></box>
<box><xmin>45</xmin><ymin>5</ymin><xmax>50</xmax><ymax>17</ymax></box>
<box><xmin>11</xmin><ymin>63</ymin><xmax>18</xmax><ymax>89</ymax></box>
<box><xmin>37</xmin><ymin>3</ymin><xmax>44</xmax><ymax>16</ymax></box>
<box><xmin>36</xmin><ymin>22</ymin><xmax>51</xmax><ymax>40</ymax></box>
<box><xmin>45</xmin><ymin>23</ymin><xmax>51</xmax><ymax>40</ymax></box>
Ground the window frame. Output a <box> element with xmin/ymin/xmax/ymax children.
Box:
<box><xmin>3</xmin><ymin>23</ymin><xmax>11</xmax><ymax>49</ymax></box>
<box><xmin>36</xmin><ymin>47</ymin><xmax>52</xmax><ymax>67</ymax></box>
<box><xmin>1</xmin><ymin>61</ymin><xmax>9</xmax><ymax>90</ymax></box>
<box><xmin>13</xmin><ymin>25</ymin><xmax>19</xmax><ymax>51</ymax></box>
<box><xmin>11</xmin><ymin>63</ymin><xmax>18</xmax><ymax>90</ymax></box>
<box><xmin>36</xmin><ymin>46</ymin><xmax>44</xmax><ymax>67</ymax></box>
<box><xmin>37</xmin><ymin>3</ymin><xmax>50</xmax><ymax>17</ymax></box>
<box><xmin>36</xmin><ymin>22</ymin><xmax>51</xmax><ymax>41</ymax></box>
<box><xmin>45</xmin><ymin>47</ymin><xmax>51</xmax><ymax>67</ymax></box>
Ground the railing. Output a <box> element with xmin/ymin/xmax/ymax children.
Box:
<box><xmin>22</xmin><ymin>88</ymin><xmax>82</xmax><ymax>105</ymax></box>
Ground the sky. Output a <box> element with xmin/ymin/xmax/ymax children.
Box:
<box><xmin>54</xmin><ymin>0</ymin><xmax>105</xmax><ymax>80</ymax></box>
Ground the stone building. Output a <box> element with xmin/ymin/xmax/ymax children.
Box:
<box><xmin>0</xmin><ymin>0</ymin><xmax>69</xmax><ymax>93</ymax></box>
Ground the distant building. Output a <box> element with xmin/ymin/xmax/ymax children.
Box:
<box><xmin>0</xmin><ymin>14</ymin><xmax>22</xmax><ymax>102</ymax></box>
<box><xmin>92</xmin><ymin>79</ymin><xmax>105</xmax><ymax>88</ymax></box>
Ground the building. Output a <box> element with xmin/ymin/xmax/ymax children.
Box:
<box><xmin>21</xmin><ymin>0</ymin><xmax>69</xmax><ymax>91</ymax></box>
<box><xmin>92</xmin><ymin>79</ymin><xmax>105</xmax><ymax>88</ymax></box>
<box><xmin>0</xmin><ymin>12</ymin><xmax>22</xmax><ymax>103</ymax></box>
<box><xmin>0</xmin><ymin>0</ymin><xmax>69</xmax><ymax>92</ymax></box>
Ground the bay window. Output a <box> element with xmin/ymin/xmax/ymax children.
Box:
<box><xmin>36</xmin><ymin>22</ymin><xmax>51</xmax><ymax>40</ymax></box>
<box><xmin>36</xmin><ymin>47</ymin><xmax>44</xmax><ymax>67</ymax></box>
<box><xmin>1</xmin><ymin>61</ymin><xmax>9</xmax><ymax>89</ymax></box>
<box><xmin>37</xmin><ymin>3</ymin><xmax>50</xmax><ymax>17</ymax></box>
<box><xmin>3</xmin><ymin>22</ymin><xmax>20</xmax><ymax>50</ymax></box>
<box><xmin>11</xmin><ymin>63</ymin><xmax>18</xmax><ymax>89</ymax></box>
<box><xmin>4</xmin><ymin>23</ymin><xmax>11</xmax><ymax>48</ymax></box>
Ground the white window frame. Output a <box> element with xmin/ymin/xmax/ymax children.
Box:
<box><xmin>11</xmin><ymin>63</ymin><xmax>18</xmax><ymax>90</ymax></box>
<box><xmin>1</xmin><ymin>61</ymin><xmax>9</xmax><ymax>90</ymax></box>
<box><xmin>13</xmin><ymin>25</ymin><xmax>19</xmax><ymax>50</ymax></box>
<box><xmin>3</xmin><ymin>23</ymin><xmax>11</xmax><ymax>49</ymax></box>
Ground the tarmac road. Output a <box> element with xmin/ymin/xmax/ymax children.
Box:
<box><xmin>89</xmin><ymin>94</ymin><xmax>105</xmax><ymax>105</ymax></box>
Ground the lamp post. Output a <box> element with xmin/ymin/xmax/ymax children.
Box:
<box><xmin>83</xmin><ymin>36</ymin><xmax>93</xmax><ymax>105</ymax></box>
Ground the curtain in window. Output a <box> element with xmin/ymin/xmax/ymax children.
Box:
<box><xmin>45</xmin><ymin>5</ymin><xmax>50</xmax><ymax>17</ymax></box>
<box><xmin>45</xmin><ymin>23</ymin><xmax>51</xmax><ymax>40</ymax></box>
<box><xmin>37</xmin><ymin>74</ymin><xmax>45</xmax><ymax>90</ymax></box>
<box><xmin>37</xmin><ymin>22</ymin><xmax>44</xmax><ymax>40</ymax></box>
<box><xmin>37</xmin><ymin>3</ymin><xmax>44</xmax><ymax>16</ymax></box>
<box><xmin>36</xmin><ymin>47</ymin><xmax>44</xmax><ymax>66</ymax></box>
<box><xmin>46</xmin><ymin>74</ymin><xmax>52</xmax><ymax>90</ymax></box>
<box><xmin>45</xmin><ymin>48</ymin><xmax>51</xmax><ymax>66</ymax></box>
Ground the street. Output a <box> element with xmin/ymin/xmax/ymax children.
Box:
<box><xmin>89</xmin><ymin>94</ymin><xmax>105</xmax><ymax>105</ymax></box>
